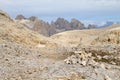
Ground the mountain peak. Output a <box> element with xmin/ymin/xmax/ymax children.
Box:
<box><xmin>15</xmin><ymin>14</ymin><xmax>26</xmax><ymax>20</ymax></box>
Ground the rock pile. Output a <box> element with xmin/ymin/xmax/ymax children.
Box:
<box><xmin>64</xmin><ymin>50</ymin><xmax>95</xmax><ymax>66</ymax></box>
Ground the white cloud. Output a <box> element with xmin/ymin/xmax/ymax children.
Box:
<box><xmin>0</xmin><ymin>0</ymin><xmax>120</xmax><ymax>22</ymax></box>
<box><xmin>0</xmin><ymin>0</ymin><xmax>120</xmax><ymax>11</ymax></box>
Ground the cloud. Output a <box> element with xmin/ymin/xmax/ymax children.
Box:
<box><xmin>0</xmin><ymin>0</ymin><xmax>120</xmax><ymax>22</ymax></box>
<box><xmin>1</xmin><ymin>0</ymin><xmax>120</xmax><ymax>10</ymax></box>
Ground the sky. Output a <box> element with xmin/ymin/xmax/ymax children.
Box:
<box><xmin>0</xmin><ymin>0</ymin><xmax>120</xmax><ymax>25</ymax></box>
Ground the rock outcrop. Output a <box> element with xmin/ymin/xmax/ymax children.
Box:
<box><xmin>70</xmin><ymin>18</ymin><xmax>85</xmax><ymax>30</ymax></box>
<box><xmin>54</xmin><ymin>18</ymin><xmax>70</xmax><ymax>30</ymax></box>
<box><xmin>53</xmin><ymin>18</ymin><xmax>85</xmax><ymax>32</ymax></box>
<box><xmin>33</xmin><ymin>18</ymin><xmax>50</xmax><ymax>36</ymax></box>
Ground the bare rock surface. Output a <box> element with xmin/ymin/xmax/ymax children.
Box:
<box><xmin>0</xmin><ymin>42</ymin><xmax>120</xmax><ymax>80</ymax></box>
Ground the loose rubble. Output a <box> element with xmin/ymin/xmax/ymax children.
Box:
<box><xmin>64</xmin><ymin>50</ymin><xmax>94</xmax><ymax>66</ymax></box>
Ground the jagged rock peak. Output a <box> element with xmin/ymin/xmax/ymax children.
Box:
<box><xmin>70</xmin><ymin>18</ymin><xmax>85</xmax><ymax>29</ymax></box>
<box><xmin>54</xmin><ymin>17</ymin><xmax>70</xmax><ymax>29</ymax></box>
<box><xmin>15</xmin><ymin>14</ymin><xmax>26</xmax><ymax>20</ymax></box>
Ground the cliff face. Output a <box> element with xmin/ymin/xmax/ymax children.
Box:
<box><xmin>34</xmin><ymin>18</ymin><xmax>53</xmax><ymax>36</ymax></box>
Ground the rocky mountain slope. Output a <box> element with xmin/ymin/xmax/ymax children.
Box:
<box><xmin>0</xmin><ymin>10</ymin><xmax>120</xmax><ymax>80</ymax></box>
<box><xmin>0</xmin><ymin>11</ymin><xmax>59</xmax><ymax>47</ymax></box>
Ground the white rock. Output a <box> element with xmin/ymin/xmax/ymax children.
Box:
<box><xmin>97</xmin><ymin>55</ymin><xmax>102</xmax><ymax>60</ymax></box>
<box><xmin>81</xmin><ymin>61</ymin><xmax>86</xmax><ymax>66</ymax></box>
<box><xmin>105</xmin><ymin>75</ymin><xmax>112</xmax><ymax>80</ymax></box>
<box><xmin>100</xmin><ymin>63</ymin><xmax>105</xmax><ymax>69</ymax></box>
<box><xmin>87</xmin><ymin>53</ymin><xmax>92</xmax><ymax>57</ymax></box>
<box><xmin>74</xmin><ymin>51</ymin><xmax>82</xmax><ymax>54</ymax></box>
<box><xmin>110</xmin><ymin>61</ymin><xmax>116</xmax><ymax>65</ymax></box>
<box><xmin>64</xmin><ymin>59</ymin><xmax>72</xmax><ymax>64</ymax></box>
<box><xmin>72</xmin><ymin>58</ymin><xmax>78</xmax><ymax>64</ymax></box>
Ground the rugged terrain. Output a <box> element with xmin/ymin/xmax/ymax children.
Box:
<box><xmin>0</xmin><ymin>10</ymin><xmax>120</xmax><ymax>80</ymax></box>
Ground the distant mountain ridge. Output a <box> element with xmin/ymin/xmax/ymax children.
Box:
<box><xmin>15</xmin><ymin>14</ymin><xmax>119</xmax><ymax>36</ymax></box>
<box><xmin>15</xmin><ymin>15</ymin><xmax>97</xmax><ymax>36</ymax></box>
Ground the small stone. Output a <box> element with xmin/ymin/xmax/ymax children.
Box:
<box><xmin>87</xmin><ymin>53</ymin><xmax>92</xmax><ymax>57</ymax></box>
<box><xmin>103</xmin><ymin>55</ymin><xmax>109</xmax><ymax>59</ymax></box>
<box><xmin>74</xmin><ymin>51</ymin><xmax>82</xmax><ymax>54</ymax></box>
<box><xmin>72</xmin><ymin>58</ymin><xmax>78</xmax><ymax>64</ymax></box>
<box><xmin>100</xmin><ymin>63</ymin><xmax>105</xmax><ymax>69</ymax></box>
<box><xmin>105</xmin><ymin>65</ymin><xmax>111</xmax><ymax>69</ymax></box>
<box><xmin>64</xmin><ymin>59</ymin><xmax>72</xmax><ymax>64</ymax></box>
<box><xmin>105</xmin><ymin>75</ymin><xmax>112</xmax><ymax>80</ymax></box>
<box><xmin>110</xmin><ymin>61</ymin><xmax>116</xmax><ymax>65</ymax></box>
<box><xmin>97</xmin><ymin>55</ymin><xmax>102</xmax><ymax>60</ymax></box>
<box><xmin>81</xmin><ymin>61</ymin><xmax>86</xmax><ymax>66</ymax></box>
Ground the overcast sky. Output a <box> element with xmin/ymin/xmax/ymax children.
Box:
<box><xmin>0</xmin><ymin>0</ymin><xmax>120</xmax><ymax>24</ymax></box>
